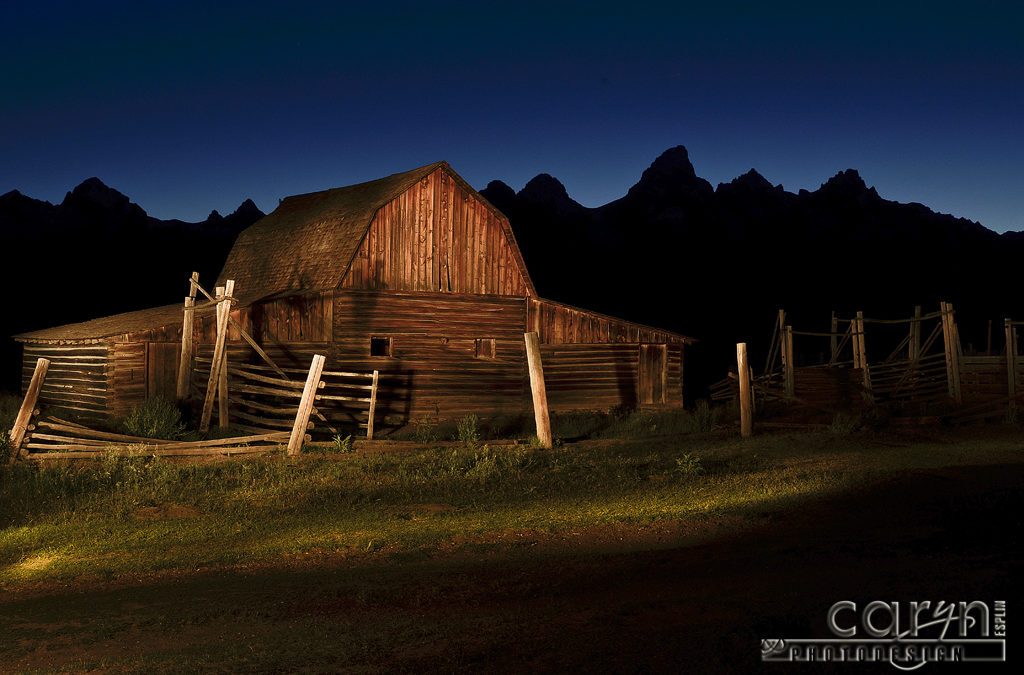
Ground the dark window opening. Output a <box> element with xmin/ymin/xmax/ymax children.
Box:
<box><xmin>475</xmin><ymin>338</ymin><xmax>495</xmax><ymax>359</ymax></box>
<box><xmin>370</xmin><ymin>336</ymin><xmax>392</xmax><ymax>357</ymax></box>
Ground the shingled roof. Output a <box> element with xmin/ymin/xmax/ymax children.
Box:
<box><xmin>13</xmin><ymin>301</ymin><xmax>219</xmax><ymax>343</ymax></box>
<box><xmin>217</xmin><ymin>161</ymin><xmax>510</xmax><ymax>299</ymax></box>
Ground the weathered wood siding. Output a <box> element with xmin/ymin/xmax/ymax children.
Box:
<box><xmin>340</xmin><ymin>168</ymin><xmax>531</xmax><ymax>296</ymax></box>
<box><xmin>194</xmin><ymin>293</ymin><xmax>331</xmax><ymax>345</ymax></box>
<box><xmin>330</xmin><ymin>289</ymin><xmax>529</xmax><ymax>422</ymax></box>
<box><xmin>21</xmin><ymin>344</ymin><xmax>111</xmax><ymax>424</ymax></box>
<box><xmin>527</xmin><ymin>298</ymin><xmax>685</xmax><ymax>345</ymax></box>
<box><xmin>540</xmin><ymin>343</ymin><xmax>684</xmax><ymax>412</ymax></box>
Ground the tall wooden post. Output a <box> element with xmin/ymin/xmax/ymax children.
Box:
<box><xmin>1006</xmin><ymin>319</ymin><xmax>1017</xmax><ymax>420</ymax></box>
<box><xmin>524</xmin><ymin>331</ymin><xmax>552</xmax><ymax>449</ymax></box>
<box><xmin>9</xmin><ymin>358</ymin><xmax>49</xmax><ymax>463</ymax></box>
<box><xmin>941</xmin><ymin>302</ymin><xmax>963</xmax><ymax>404</ymax></box>
<box><xmin>288</xmin><ymin>354</ymin><xmax>325</xmax><ymax>455</ymax></box>
<box><xmin>781</xmin><ymin>325</ymin><xmax>795</xmax><ymax>398</ymax></box>
<box><xmin>737</xmin><ymin>343</ymin><xmax>753</xmax><ymax>437</ymax></box>
<box><xmin>200</xmin><ymin>280</ymin><xmax>234</xmax><ymax>432</ymax></box>
<box><xmin>855</xmin><ymin>311</ymin><xmax>873</xmax><ymax>402</ymax></box>
<box><xmin>366</xmin><ymin>370</ymin><xmax>379</xmax><ymax>440</ymax></box>
<box><xmin>176</xmin><ymin>271</ymin><xmax>200</xmax><ymax>401</ymax></box>
<box><xmin>909</xmin><ymin>305</ymin><xmax>921</xmax><ymax>364</ymax></box>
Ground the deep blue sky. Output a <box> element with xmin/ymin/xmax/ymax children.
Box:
<box><xmin>2</xmin><ymin>1</ymin><xmax>1021</xmax><ymax>231</ymax></box>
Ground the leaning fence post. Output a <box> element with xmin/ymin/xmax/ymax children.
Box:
<box><xmin>524</xmin><ymin>331</ymin><xmax>552</xmax><ymax>449</ymax></box>
<box><xmin>199</xmin><ymin>281</ymin><xmax>234</xmax><ymax>432</ymax></box>
<box><xmin>9</xmin><ymin>358</ymin><xmax>49</xmax><ymax>463</ymax></box>
<box><xmin>217</xmin><ymin>281</ymin><xmax>234</xmax><ymax>428</ymax></box>
<box><xmin>737</xmin><ymin>343</ymin><xmax>753</xmax><ymax>437</ymax></box>
<box><xmin>288</xmin><ymin>354</ymin><xmax>325</xmax><ymax>456</ymax></box>
<box><xmin>366</xmin><ymin>370</ymin><xmax>379</xmax><ymax>440</ymax></box>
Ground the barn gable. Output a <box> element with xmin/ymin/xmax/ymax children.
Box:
<box><xmin>218</xmin><ymin>162</ymin><xmax>534</xmax><ymax>299</ymax></box>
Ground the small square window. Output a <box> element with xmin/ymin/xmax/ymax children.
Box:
<box><xmin>370</xmin><ymin>336</ymin><xmax>392</xmax><ymax>357</ymax></box>
<box><xmin>475</xmin><ymin>338</ymin><xmax>495</xmax><ymax>359</ymax></box>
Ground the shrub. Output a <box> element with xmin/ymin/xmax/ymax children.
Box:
<box><xmin>674</xmin><ymin>453</ymin><xmax>705</xmax><ymax>476</ymax></box>
<box><xmin>457</xmin><ymin>414</ymin><xmax>481</xmax><ymax>449</ymax></box>
<box><xmin>331</xmin><ymin>434</ymin><xmax>354</xmax><ymax>453</ymax></box>
<box><xmin>121</xmin><ymin>397</ymin><xmax>186</xmax><ymax>440</ymax></box>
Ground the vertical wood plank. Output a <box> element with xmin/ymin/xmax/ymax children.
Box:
<box><xmin>9</xmin><ymin>357</ymin><xmax>49</xmax><ymax>462</ymax></box>
<box><xmin>737</xmin><ymin>343</ymin><xmax>752</xmax><ymax>437</ymax></box>
<box><xmin>524</xmin><ymin>332</ymin><xmax>552</xmax><ymax>449</ymax></box>
<box><xmin>288</xmin><ymin>354</ymin><xmax>325</xmax><ymax>455</ymax></box>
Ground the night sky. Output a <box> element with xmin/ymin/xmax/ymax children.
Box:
<box><xmin>2</xmin><ymin>1</ymin><xmax>1021</xmax><ymax>231</ymax></box>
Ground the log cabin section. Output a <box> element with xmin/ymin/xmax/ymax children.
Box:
<box><xmin>14</xmin><ymin>162</ymin><xmax>693</xmax><ymax>429</ymax></box>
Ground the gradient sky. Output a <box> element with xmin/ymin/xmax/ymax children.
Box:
<box><xmin>2</xmin><ymin>1</ymin><xmax>1021</xmax><ymax>231</ymax></box>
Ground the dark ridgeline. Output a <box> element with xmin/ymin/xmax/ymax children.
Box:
<box><xmin>482</xmin><ymin>145</ymin><xmax>1024</xmax><ymax>400</ymax></box>
<box><xmin>0</xmin><ymin>179</ymin><xmax>264</xmax><ymax>389</ymax></box>
<box><xmin>4</xmin><ymin>146</ymin><xmax>1022</xmax><ymax>402</ymax></box>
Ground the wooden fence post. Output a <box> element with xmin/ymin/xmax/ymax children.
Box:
<box><xmin>524</xmin><ymin>331</ymin><xmax>552</xmax><ymax>449</ymax></box>
<box><xmin>366</xmin><ymin>370</ymin><xmax>379</xmax><ymax>440</ymax></box>
<box><xmin>855</xmin><ymin>311</ymin><xmax>873</xmax><ymax>403</ymax></box>
<box><xmin>1006</xmin><ymin>319</ymin><xmax>1017</xmax><ymax>421</ymax></box>
<box><xmin>176</xmin><ymin>272</ymin><xmax>199</xmax><ymax>401</ymax></box>
<box><xmin>737</xmin><ymin>343</ymin><xmax>753</xmax><ymax>437</ymax></box>
<box><xmin>9</xmin><ymin>358</ymin><xmax>49</xmax><ymax>463</ymax></box>
<box><xmin>217</xmin><ymin>281</ymin><xmax>234</xmax><ymax>428</ymax></box>
<box><xmin>781</xmin><ymin>325</ymin><xmax>795</xmax><ymax>398</ymax></box>
<box><xmin>199</xmin><ymin>280</ymin><xmax>234</xmax><ymax>432</ymax></box>
<box><xmin>288</xmin><ymin>354</ymin><xmax>325</xmax><ymax>455</ymax></box>
<box><xmin>941</xmin><ymin>302</ymin><xmax>963</xmax><ymax>404</ymax></box>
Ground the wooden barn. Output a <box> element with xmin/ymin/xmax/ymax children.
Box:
<box><xmin>14</xmin><ymin>162</ymin><xmax>693</xmax><ymax>431</ymax></box>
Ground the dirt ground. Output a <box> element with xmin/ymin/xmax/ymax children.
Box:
<box><xmin>2</xmin><ymin>462</ymin><xmax>1020</xmax><ymax>673</ymax></box>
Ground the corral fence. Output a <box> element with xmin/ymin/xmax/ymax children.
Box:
<box><xmin>713</xmin><ymin>302</ymin><xmax>1024</xmax><ymax>424</ymax></box>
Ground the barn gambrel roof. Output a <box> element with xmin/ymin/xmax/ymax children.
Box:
<box><xmin>216</xmin><ymin>162</ymin><xmax>535</xmax><ymax>300</ymax></box>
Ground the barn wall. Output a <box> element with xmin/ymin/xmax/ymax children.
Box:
<box><xmin>21</xmin><ymin>343</ymin><xmax>111</xmax><ymax>425</ymax></box>
<box><xmin>340</xmin><ymin>168</ymin><xmax>531</xmax><ymax>296</ymax></box>
<box><xmin>527</xmin><ymin>298</ymin><xmax>685</xmax><ymax>345</ymax></box>
<box><xmin>330</xmin><ymin>289</ymin><xmax>530</xmax><ymax>423</ymax></box>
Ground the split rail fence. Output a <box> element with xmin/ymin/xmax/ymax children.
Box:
<box><xmin>713</xmin><ymin>302</ymin><xmax>1024</xmax><ymax>423</ymax></box>
<box><xmin>7</xmin><ymin>273</ymin><xmax>381</xmax><ymax>462</ymax></box>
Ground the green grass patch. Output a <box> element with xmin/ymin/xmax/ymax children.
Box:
<box><xmin>2</xmin><ymin>421</ymin><xmax>1021</xmax><ymax>586</ymax></box>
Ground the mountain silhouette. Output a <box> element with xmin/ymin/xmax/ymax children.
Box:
<box><xmin>482</xmin><ymin>145</ymin><xmax>1024</xmax><ymax>400</ymax></box>
<box><xmin>0</xmin><ymin>179</ymin><xmax>263</xmax><ymax>389</ymax></box>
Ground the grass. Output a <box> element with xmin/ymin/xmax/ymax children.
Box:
<box><xmin>2</xmin><ymin>413</ymin><xmax>1021</xmax><ymax>586</ymax></box>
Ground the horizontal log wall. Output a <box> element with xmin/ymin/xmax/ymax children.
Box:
<box><xmin>541</xmin><ymin>344</ymin><xmax>640</xmax><ymax>412</ymax></box>
<box><xmin>195</xmin><ymin>293</ymin><xmax>331</xmax><ymax>345</ymax></box>
<box><xmin>330</xmin><ymin>290</ymin><xmax>530</xmax><ymax>422</ymax></box>
<box><xmin>528</xmin><ymin>298</ymin><xmax>685</xmax><ymax>345</ymax></box>
<box><xmin>340</xmin><ymin>168</ymin><xmax>531</xmax><ymax>296</ymax></box>
<box><xmin>21</xmin><ymin>344</ymin><xmax>111</xmax><ymax>424</ymax></box>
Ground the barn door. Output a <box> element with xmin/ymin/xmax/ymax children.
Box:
<box><xmin>638</xmin><ymin>344</ymin><xmax>667</xmax><ymax>405</ymax></box>
<box><xmin>146</xmin><ymin>342</ymin><xmax>180</xmax><ymax>400</ymax></box>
